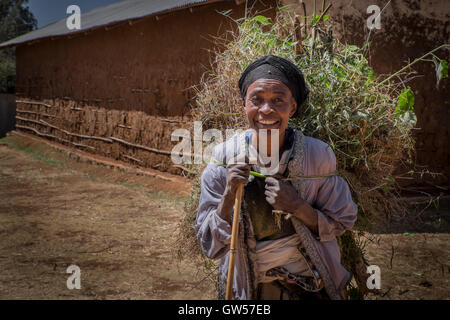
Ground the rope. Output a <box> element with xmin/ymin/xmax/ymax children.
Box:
<box><xmin>209</xmin><ymin>157</ymin><xmax>337</xmax><ymax>181</ymax></box>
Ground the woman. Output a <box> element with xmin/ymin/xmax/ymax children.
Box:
<box><xmin>195</xmin><ymin>55</ymin><xmax>358</xmax><ymax>300</ymax></box>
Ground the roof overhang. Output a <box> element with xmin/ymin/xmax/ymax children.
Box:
<box><xmin>0</xmin><ymin>0</ymin><xmax>229</xmax><ymax>49</ymax></box>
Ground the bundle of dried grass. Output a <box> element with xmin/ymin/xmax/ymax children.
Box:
<box><xmin>176</xmin><ymin>3</ymin><xmax>448</xmax><ymax>299</ymax></box>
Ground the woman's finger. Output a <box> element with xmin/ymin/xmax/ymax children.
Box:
<box><xmin>264</xmin><ymin>177</ymin><xmax>278</xmax><ymax>186</ymax></box>
<box><xmin>264</xmin><ymin>190</ymin><xmax>276</xmax><ymax>198</ymax></box>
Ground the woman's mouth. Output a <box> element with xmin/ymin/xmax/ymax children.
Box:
<box><xmin>255</xmin><ymin>119</ymin><xmax>280</xmax><ymax>128</ymax></box>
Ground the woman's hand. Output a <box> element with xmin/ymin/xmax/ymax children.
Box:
<box><xmin>216</xmin><ymin>155</ymin><xmax>251</xmax><ymax>224</ymax></box>
<box><xmin>265</xmin><ymin>177</ymin><xmax>319</xmax><ymax>235</ymax></box>
<box><xmin>264</xmin><ymin>177</ymin><xmax>302</xmax><ymax>212</ymax></box>
<box><xmin>224</xmin><ymin>156</ymin><xmax>251</xmax><ymax>197</ymax></box>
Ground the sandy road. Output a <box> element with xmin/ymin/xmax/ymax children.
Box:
<box><xmin>0</xmin><ymin>134</ymin><xmax>215</xmax><ymax>299</ymax></box>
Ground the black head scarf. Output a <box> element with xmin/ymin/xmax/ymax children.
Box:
<box><xmin>238</xmin><ymin>55</ymin><xmax>309</xmax><ymax>118</ymax></box>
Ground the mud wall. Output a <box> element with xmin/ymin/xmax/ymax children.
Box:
<box><xmin>15</xmin><ymin>98</ymin><xmax>191</xmax><ymax>174</ymax></box>
<box><xmin>283</xmin><ymin>0</ymin><xmax>450</xmax><ymax>187</ymax></box>
<box><xmin>0</xmin><ymin>94</ymin><xmax>16</xmax><ymax>138</ymax></box>
<box><xmin>13</xmin><ymin>1</ymin><xmax>277</xmax><ymax>173</ymax></box>
<box><xmin>15</xmin><ymin>1</ymin><xmax>276</xmax><ymax>117</ymax></box>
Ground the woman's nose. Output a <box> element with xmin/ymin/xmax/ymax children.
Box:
<box><xmin>259</xmin><ymin>101</ymin><xmax>273</xmax><ymax>114</ymax></box>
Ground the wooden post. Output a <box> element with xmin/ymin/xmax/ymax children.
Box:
<box><xmin>225</xmin><ymin>184</ymin><xmax>244</xmax><ymax>300</ymax></box>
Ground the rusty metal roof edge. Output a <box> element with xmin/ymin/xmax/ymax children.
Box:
<box><xmin>0</xmin><ymin>0</ymin><xmax>229</xmax><ymax>50</ymax></box>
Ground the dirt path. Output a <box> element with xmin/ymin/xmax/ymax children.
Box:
<box><xmin>0</xmin><ymin>134</ymin><xmax>215</xmax><ymax>299</ymax></box>
<box><xmin>0</xmin><ymin>133</ymin><xmax>448</xmax><ymax>300</ymax></box>
<box><xmin>363</xmin><ymin>233</ymin><xmax>449</xmax><ymax>300</ymax></box>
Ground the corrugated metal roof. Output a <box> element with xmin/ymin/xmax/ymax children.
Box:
<box><xmin>0</xmin><ymin>0</ymin><xmax>224</xmax><ymax>49</ymax></box>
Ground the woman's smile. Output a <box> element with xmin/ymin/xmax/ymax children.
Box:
<box><xmin>255</xmin><ymin>119</ymin><xmax>280</xmax><ymax>129</ymax></box>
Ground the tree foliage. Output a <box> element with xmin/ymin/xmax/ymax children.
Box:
<box><xmin>0</xmin><ymin>0</ymin><xmax>37</xmax><ymax>93</ymax></box>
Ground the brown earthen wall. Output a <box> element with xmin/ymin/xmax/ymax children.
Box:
<box><xmin>15</xmin><ymin>98</ymin><xmax>191</xmax><ymax>174</ymax></box>
<box><xmin>13</xmin><ymin>1</ymin><xmax>277</xmax><ymax>173</ymax></box>
<box><xmin>16</xmin><ymin>1</ymin><xmax>276</xmax><ymax>116</ymax></box>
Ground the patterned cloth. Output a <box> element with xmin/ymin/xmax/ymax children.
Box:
<box><xmin>195</xmin><ymin>128</ymin><xmax>358</xmax><ymax>299</ymax></box>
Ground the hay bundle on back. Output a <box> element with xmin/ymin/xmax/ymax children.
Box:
<box><xmin>177</xmin><ymin>4</ymin><xmax>448</xmax><ymax>299</ymax></box>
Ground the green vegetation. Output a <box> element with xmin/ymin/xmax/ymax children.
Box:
<box><xmin>0</xmin><ymin>0</ymin><xmax>37</xmax><ymax>93</ymax></box>
<box><xmin>1</xmin><ymin>136</ymin><xmax>62</xmax><ymax>167</ymax></box>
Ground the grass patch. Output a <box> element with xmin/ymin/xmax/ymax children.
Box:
<box><xmin>0</xmin><ymin>136</ymin><xmax>63</xmax><ymax>168</ymax></box>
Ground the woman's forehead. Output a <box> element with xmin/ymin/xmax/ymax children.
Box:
<box><xmin>247</xmin><ymin>79</ymin><xmax>292</xmax><ymax>95</ymax></box>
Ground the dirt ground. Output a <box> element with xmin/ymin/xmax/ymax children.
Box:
<box><xmin>0</xmin><ymin>133</ymin><xmax>215</xmax><ymax>299</ymax></box>
<box><xmin>0</xmin><ymin>133</ymin><xmax>448</xmax><ymax>300</ymax></box>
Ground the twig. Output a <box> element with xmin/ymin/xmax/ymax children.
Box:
<box><xmin>74</xmin><ymin>243</ymin><xmax>115</xmax><ymax>254</ymax></box>
<box><xmin>310</xmin><ymin>3</ymin><xmax>332</xmax><ymax>57</ymax></box>
<box><xmin>173</xmin><ymin>164</ymin><xmax>196</xmax><ymax>174</ymax></box>
<box><xmin>123</xmin><ymin>154</ymin><xmax>143</xmax><ymax>164</ymax></box>
<box><xmin>16</xmin><ymin>109</ymin><xmax>56</xmax><ymax>118</ymax></box>
<box><xmin>377</xmin><ymin>44</ymin><xmax>450</xmax><ymax>86</ymax></box>
<box><xmin>118</xmin><ymin>124</ymin><xmax>133</xmax><ymax>129</ymax></box>
<box><xmin>381</xmin><ymin>287</ymin><xmax>392</xmax><ymax>297</ymax></box>
<box><xmin>389</xmin><ymin>243</ymin><xmax>395</xmax><ymax>269</ymax></box>
<box><xmin>109</xmin><ymin>137</ymin><xmax>173</xmax><ymax>156</ymax></box>
<box><xmin>302</xmin><ymin>1</ymin><xmax>307</xmax><ymax>39</ymax></box>
<box><xmin>313</xmin><ymin>0</ymin><xmax>316</xmax><ymax>18</ymax></box>
<box><xmin>40</xmin><ymin>119</ymin><xmax>113</xmax><ymax>143</ymax></box>
<box><xmin>16</xmin><ymin>100</ymin><xmax>53</xmax><ymax>108</ymax></box>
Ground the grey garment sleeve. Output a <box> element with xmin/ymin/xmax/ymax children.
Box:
<box><xmin>314</xmin><ymin>176</ymin><xmax>358</xmax><ymax>242</ymax></box>
<box><xmin>195</xmin><ymin>163</ymin><xmax>232</xmax><ymax>259</ymax></box>
<box><xmin>304</xmin><ymin>137</ymin><xmax>358</xmax><ymax>242</ymax></box>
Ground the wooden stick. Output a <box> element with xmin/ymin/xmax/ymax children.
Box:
<box><xmin>302</xmin><ymin>2</ymin><xmax>308</xmax><ymax>39</ymax></box>
<box><xmin>109</xmin><ymin>136</ymin><xmax>173</xmax><ymax>156</ymax></box>
<box><xmin>16</xmin><ymin>109</ymin><xmax>56</xmax><ymax>118</ymax></box>
<box><xmin>16</xmin><ymin>100</ymin><xmax>53</xmax><ymax>108</ymax></box>
<box><xmin>225</xmin><ymin>184</ymin><xmax>244</xmax><ymax>300</ymax></box>
<box><xmin>123</xmin><ymin>154</ymin><xmax>143</xmax><ymax>164</ymax></box>
<box><xmin>16</xmin><ymin>116</ymin><xmax>42</xmax><ymax>125</ymax></box>
<box><xmin>39</xmin><ymin>119</ymin><xmax>114</xmax><ymax>143</ymax></box>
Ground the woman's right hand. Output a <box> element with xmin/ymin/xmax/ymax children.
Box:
<box><xmin>216</xmin><ymin>155</ymin><xmax>251</xmax><ymax>224</ymax></box>
<box><xmin>224</xmin><ymin>155</ymin><xmax>251</xmax><ymax>197</ymax></box>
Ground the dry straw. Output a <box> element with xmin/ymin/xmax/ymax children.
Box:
<box><xmin>176</xmin><ymin>3</ymin><xmax>448</xmax><ymax>299</ymax></box>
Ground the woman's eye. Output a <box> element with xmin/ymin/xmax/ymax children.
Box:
<box><xmin>251</xmin><ymin>97</ymin><xmax>261</xmax><ymax>104</ymax></box>
<box><xmin>273</xmin><ymin>98</ymin><xmax>283</xmax><ymax>103</ymax></box>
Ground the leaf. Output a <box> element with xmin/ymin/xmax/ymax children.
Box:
<box><xmin>435</xmin><ymin>59</ymin><xmax>448</xmax><ymax>86</ymax></box>
<box><xmin>252</xmin><ymin>15</ymin><xmax>271</xmax><ymax>26</ymax></box>
<box><xmin>323</xmin><ymin>14</ymin><xmax>330</xmax><ymax>21</ymax></box>
<box><xmin>332</xmin><ymin>66</ymin><xmax>345</xmax><ymax>81</ymax></box>
<box><xmin>363</xmin><ymin>66</ymin><xmax>375</xmax><ymax>86</ymax></box>
<box><xmin>403</xmin><ymin>232</ymin><xmax>416</xmax><ymax>237</ymax></box>
<box><xmin>395</xmin><ymin>89</ymin><xmax>417</xmax><ymax>126</ymax></box>
<box><xmin>395</xmin><ymin>88</ymin><xmax>415</xmax><ymax>115</ymax></box>
<box><xmin>345</xmin><ymin>45</ymin><xmax>360</xmax><ymax>52</ymax></box>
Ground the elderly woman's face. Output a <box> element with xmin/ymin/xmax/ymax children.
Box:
<box><xmin>244</xmin><ymin>79</ymin><xmax>297</xmax><ymax>135</ymax></box>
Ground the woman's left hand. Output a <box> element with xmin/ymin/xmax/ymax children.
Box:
<box><xmin>265</xmin><ymin>177</ymin><xmax>319</xmax><ymax>235</ymax></box>
<box><xmin>264</xmin><ymin>177</ymin><xmax>303</xmax><ymax>213</ymax></box>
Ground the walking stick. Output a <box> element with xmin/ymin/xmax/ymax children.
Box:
<box><xmin>225</xmin><ymin>183</ymin><xmax>244</xmax><ymax>300</ymax></box>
